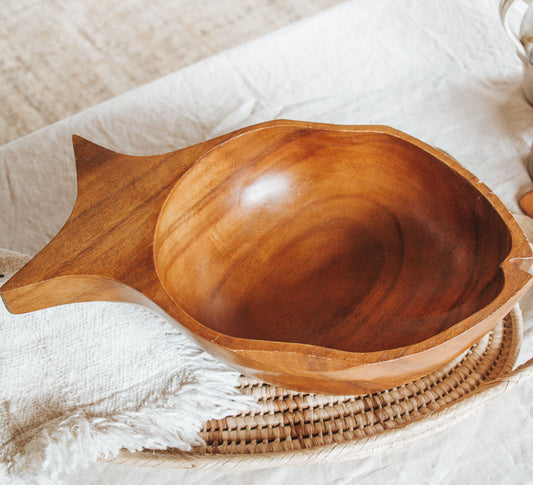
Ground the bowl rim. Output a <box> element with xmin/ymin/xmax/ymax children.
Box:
<box><xmin>153</xmin><ymin>119</ymin><xmax>533</xmax><ymax>365</ymax></box>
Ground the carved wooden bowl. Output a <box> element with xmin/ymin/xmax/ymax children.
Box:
<box><xmin>2</xmin><ymin>120</ymin><xmax>532</xmax><ymax>394</ymax></box>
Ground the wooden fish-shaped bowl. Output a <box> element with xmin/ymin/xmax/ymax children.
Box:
<box><xmin>2</xmin><ymin>120</ymin><xmax>532</xmax><ymax>394</ymax></box>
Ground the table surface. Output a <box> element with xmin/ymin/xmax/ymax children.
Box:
<box><xmin>1</xmin><ymin>0</ymin><xmax>533</xmax><ymax>483</ymax></box>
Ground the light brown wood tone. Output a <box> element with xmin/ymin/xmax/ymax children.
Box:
<box><xmin>519</xmin><ymin>190</ymin><xmax>533</xmax><ymax>218</ymax></box>
<box><xmin>1</xmin><ymin>120</ymin><xmax>532</xmax><ymax>394</ymax></box>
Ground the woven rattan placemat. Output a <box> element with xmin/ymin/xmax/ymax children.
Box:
<box><xmin>111</xmin><ymin>306</ymin><xmax>533</xmax><ymax>469</ymax></box>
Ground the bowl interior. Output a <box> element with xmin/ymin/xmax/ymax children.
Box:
<box><xmin>154</xmin><ymin>127</ymin><xmax>511</xmax><ymax>352</ymax></box>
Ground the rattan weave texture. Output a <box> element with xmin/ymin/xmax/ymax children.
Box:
<box><xmin>112</xmin><ymin>306</ymin><xmax>532</xmax><ymax>469</ymax></box>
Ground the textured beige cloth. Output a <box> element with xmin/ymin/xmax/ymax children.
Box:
<box><xmin>0</xmin><ymin>0</ymin><xmax>341</xmax><ymax>145</ymax></box>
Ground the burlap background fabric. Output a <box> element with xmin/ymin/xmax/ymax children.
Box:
<box><xmin>0</xmin><ymin>0</ymin><xmax>341</xmax><ymax>145</ymax></box>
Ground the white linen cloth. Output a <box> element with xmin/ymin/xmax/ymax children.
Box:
<box><xmin>0</xmin><ymin>250</ymin><xmax>254</xmax><ymax>484</ymax></box>
<box><xmin>1</xmin><ymin>0</ymin><xmax>532</xmax><ymax>483</ymax></box>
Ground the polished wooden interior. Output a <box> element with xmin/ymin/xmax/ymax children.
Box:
<box><xmin>155</xmin><ymin>128</ymin><xmax>512</xmax><ymax>352</ymax></box>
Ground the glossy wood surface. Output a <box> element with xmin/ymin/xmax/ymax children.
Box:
<box><xmin>2</xmin><ymin>120</ymin><xmax>532</xmax><ymax>394</ymax></box>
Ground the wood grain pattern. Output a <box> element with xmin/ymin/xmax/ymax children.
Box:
<box><xmin>1</xmin><ymin>120</ymin><xmax>532</xmax><ymax>394</ymax></box>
